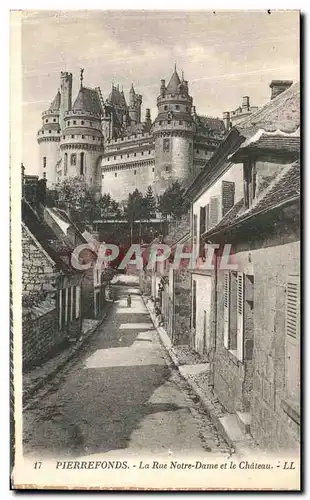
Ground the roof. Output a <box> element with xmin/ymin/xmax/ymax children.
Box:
<box><xmin>107</xmin><ymin>86</ymin><xmax>127</xmax><ymax>108</ymax></box>
<box><xmin>203</xmin><ymin>160</ymin><xmax>300</xmax><ymax>238</ymax></box>
<box><xmin>22</xmin><ymin>199</ymin><xmax>72</xmax><ymax>273</ymax></box>
<box><xmin>196</xmin><ymin>115</ymin><xmax>226</xmax><ymax>132</ymax></box>
<box><xmin>236</xmin><ymin>81</ymin><xmax>300</xmax><ymax>133</ymax></box>
<box><xmin>49</xmin><ymin>90</ymin><xmax>61</xmax><ymax>111</ymax></box>
<box><xmin>166</xmin><ymin>69</ymin><xmax>181</xmax><ymax>94</ymax></box>
<box><xmin>50</xmin><ymin>207</ymin><xmax>87</xmax><ymax>241</ymax></box>
<box><xmin>72</xmin><ymin>87</ymin><xmax>102</xmax><ymax>114</ymax></box>
<box><xmin>229</xmin><ymin>129</ymin><xmax>300</xmax><ymax>162</ymax></box>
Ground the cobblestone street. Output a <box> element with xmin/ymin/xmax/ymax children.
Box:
<box><xmin>23</xmin><ymin>277</ymin><xmax>229</xmax><ymax>458</ymax></box>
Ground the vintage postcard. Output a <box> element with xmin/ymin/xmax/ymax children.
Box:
<box><xmin>10</xmin><ymin>9</ymin><xmax>301</xmax><ymax>491</ymax></box>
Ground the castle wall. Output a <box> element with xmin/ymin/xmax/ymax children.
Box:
<box><xmin>38</xmin><ymin>139</ymin><xmax>60</xmax><ymax>187</ymax></box>
<box><xmin>102</xmin><ymin>161</ymin><xmax>155</xmax><ymax>201</ymax></box>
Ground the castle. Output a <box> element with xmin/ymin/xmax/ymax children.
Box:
<box><xmin>37</xmin><ymin>66</ymin><xmax>257</xmax><ymax>202</ymax></box>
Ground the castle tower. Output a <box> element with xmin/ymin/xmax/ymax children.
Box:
<box><xmin>37</xmin><ymin>90</ymin><xmax>61</xmax><ymax>186</ymax></box>
<box><xmin>128</xmin><ymin>83</ymin><xmax>142</xmax><ymax>124</ymax></box>
<box><xmin>59</xmin><ymin>71</ymin><xmax>73</xmax><ymax>130</ymax></box>
<box><xmin>59</xmin><ymin>70</ymin><xmax>104</xmax><ymax>192</ymax></box>
<box><xmin>153</xmin><ymin>66</ymin><xmax>194</xmax><ymax>195</ymax></box>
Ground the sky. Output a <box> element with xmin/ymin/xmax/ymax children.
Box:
<box><xmin>21</xmin><ymin>9</ymin><xmax>300</xmax><ymax>174</ymax></box>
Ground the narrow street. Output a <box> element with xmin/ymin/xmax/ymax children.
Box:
<box><xmin>23</xmin><ymin>276</ymin><xmax>229</xmax><ymax>458</ymax></box>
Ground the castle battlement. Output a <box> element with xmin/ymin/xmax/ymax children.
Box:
<box><xmin>64</xmin><ymin>110</ymin><xmax>102</xmax><ymax>118</ymax></box>
<box><xmin>106</xmin><ymin>132</ymin><xmax>153</xmax><ymax>145</ymax></box>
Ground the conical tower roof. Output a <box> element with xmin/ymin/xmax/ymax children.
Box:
<box><xmin>49</xmin><ymin>90</ymin><xmax>61</xmax><ymax>111</ymax></box>
<box><xmin>166</xmin><ymin>67</ymin><xmax>181</xmax><ymax>93</ymax></box>
<box><xmin>72</xmin><ymin>87</ymin><xmax>102</xmax><ymax>114</ymax></box>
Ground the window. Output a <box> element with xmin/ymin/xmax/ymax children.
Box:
<box><xmin>58</xmin><ymin>290</ymin><xmax>63</xmax><ymax>329</ymax></box>
<box><xmin>68</xmin><ymin>121</ymin><xmax>70</xmax><ymax>126</ymax></box>
<box><xmin>107</xmin><ymin>157</ymin><xmax>110</xmax><ymax>161</ymax></box>
<box><xmin>199</xmin><ymin>206</ymin><xmax>206</xmax><ymax>257</ymax></box>
<box><xmin>65</xmin><ymin>288</ymin><xmax>69</xmax><ymax>325</ymax></box>
<box><xmin>152</xmin><ymin>167</ymin><xmax>155</xmax><ymax>172</ymax></box>
<box><xmin>120</xmin><ymin>155</ymin><xmax>123</xmax><ymax>159</ymax></box>
<box><xmin>45</xmin><ymin>119</ymin><xmax>48</xmax><ymax>123</ymax></box>
<box><xmin>167</xmin><ymin>120</ymin><xmax>171</xmax><ymax>124</ymax></box>
<box><xmin>73</xmin><ymin>120</ymin><xmax>76</xmax><ymax>125</ymax></box>
<box><xmin>192</xmin><ymin>280</ymin><xmax>197</xmax><ymax>328</ymax></box>
<box><xmin>71</xmin><ymin>287</ymin><xmax>75</xmax><ymax>321</ymax></box>
<box><xmin>80</xmin><ymin>152</ymin><xmax>85</xmax><ymax>175</ymax></box>
<box><xmin>163</xmin><ymin>138</ymin><xmax>170</xmax><ymax>152</ymax></box>
<box><xmin>81</xmin><ymin>120</ymin><xmax>84</xmax><ymax>125</ymax></box>
<box><xmin>114</xmin><ymin>156</ymin><xmax>116</xmax><ymax>160</ymax></box>
<box><xmin>70</xmin><ymin>153</ymin><xmax>76</xmax><ymax>166</ymax></box>
<box><xmin>64</xmin><ymin>153</ymin><xmax>68</xmax><ymax>175</ymax></box>
<box><xmin>193</xmin><ymin>214</ymin><xmax>198</xmax><ymax>244</ymax></box>
<box><xmin>82</xmin><ymin>135</ymin><xmax>85</xmax><ymax>139</ymax></box>
<box><xmin>89</xmin><ymin>122</ymin><xmax>92</xmax><ymax>126</ymax></box>
<box><xmin>115</xmin><ymin>172</ymin><xmax>117</xmax><ymax>177</ymax></box>
<box><xmin>134</xmin><ymin>170</ymin><xmax>137</xmax><ymax>175</ymax></box>
<box><xmin>165</xmin><ymin>166</ymin><xmax>169</xmax><ymax>172</ymax></box>
<box><xmin>134</xmin><ymin>153</ymin><xmax>136</xmax><ymax>157</ymax></box>
<box><xmin>285</xmin><ymin>275</ymin><xmax>300</xmax><ymax>403</ymax></box>
<box><xmin>127</xmin><ymin>154</ymin><xmax>129</xmax><ymax>158</ymax></box>
<box><xmin>179</xmin><ymin>120</ymin><xmax>183</xmax><ymax>125</ymax></box>
<box><xmin>223</xmin><ymin>271</ymin><xmax>244</xmax><ymax>362</ymax></box>
<box><xmin>159</xmin><ymin>121</ymin><xmax>162</xmax><ymax>125</ymax></box>
<box><xmin>141</xmin><ymin>151</ymin><xmax>144</xmax><ymax>156</ymax></box>
<box><xmin>43</xmin><ymin>157</ymin><xmax>47</xmax><ymax>169</ymax></box>
<box><xmin>102</xmin><ymin>174</ymin><xmax>104</xmax><ymax>179</ymax></box>
<box><xmin>93</xmin><ymin>136</ymin><xmax>95</xmax><ymax>140</ymax></box>
<box><xmin>71</xmin><ymin>135</ymin><xmax>75</xmax><ymax>138</ymax></box>
<box><xmin>164</xmin><ymin>105</ymin><xmax>168</xmax><ymax>110</ymax></box>
<box><xmin>175</xmin><ymin>105</ymin><xmax>180</xmax><ymax>110</ymax></box>
<box><xmin>148</xmin><ymin>150</ymin><xmax>151</xmax><ymax>154</ymax></box>
<box><xmin>49</xmin><ymin>130</ymin><xmax>51</xmax><ymax>134</ymax></box>
<box><xmin>53</xmin><ymin>118</ymin><xmax>56</xmax><ymax>122</ymax></box>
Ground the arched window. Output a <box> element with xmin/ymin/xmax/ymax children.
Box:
<box><xmin>80</xmin><ymin>152</ymin><xmax>85</xmax><ymax>175</ymax></box>
<box><xmin>43</xmin><ymin>157</ymin><xmax>47</xmax><ymax>169</ymax></box>
<box><xmin>70</xmin><ymin>153</ymin><xmax>76</xmax><ymax>166</ymax></box>
<box><xmin>64</xmin><ymin>153</ymin><xmax>68</xmax><ymax>175</ymax></box>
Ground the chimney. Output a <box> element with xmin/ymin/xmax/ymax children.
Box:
<box><xmin>242</xmin><ymin>96</ymin><xmax>250</xmax><ymax>110</ymax></box>
<box><xmin>223</xmin><ymin>111</ymin><xmax>231</xmax><ymax>131</ymax></box>
<box><xmin>269</xmin><ymin>80</ymin><xmax>293</xmax><ymax>100</ymax></box>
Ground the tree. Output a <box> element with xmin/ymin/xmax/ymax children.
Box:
<box><xmin>55</xmin><ymin>177</ymin><xmax>99</xmax><ymax>228</ymax></box>
<box><xmin>143</xmin><ymin>185</ymin><xmax>157</xmax><ymax>220</ymax></box>
<box><xmin>99</xmin><ymin>193</ymin><xmax>121</xmax><ymax>219</ymax></box>
<box><xmin>158</xmin><ymin>181</ymin><xmax>189</xmax><ymax>220</ymax></box>
<box><xmin>124</xmin><ymin>189</ymin><xmax>145</xmax><ymax>243</ymax></box>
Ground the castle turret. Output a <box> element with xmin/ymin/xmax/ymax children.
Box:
<box><xmin>59</xmin><ymin>71</ymin><xmax>72</xmax><ymax>130</ymax></box>
<box><xmin>128</xmin><ymin>83</ymin><xmax>142</xmax><ymax>124</ymax></box>
<box><xmin>153</xmin><ymin>66</ymin><xmax>194</xmax><ymax>195</ymax></box>
<box><xmin>59</xmin><ymin>70</ymin><xmax>103</xmax><ymax>192</ymax></box>
<box><xmin>37</xmin><ymin>89</ymin><xmax>61</xmax><ymax>186</ymax></box>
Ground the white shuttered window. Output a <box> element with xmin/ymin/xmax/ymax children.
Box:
<box><xmin>223</xmin><ymin>272</ymin><xmax>230</xmax><ymax>348</ymax></box>
<box><xmin>286</xmin><ymin>276</ymin><xmax>300</xmax><ymax>400</ymax></box>
<box><xmin>236</xmin><ymin>272</ymin><xmax>244</xmax><ymax>362</ymax></box>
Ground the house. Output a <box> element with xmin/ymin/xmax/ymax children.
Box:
<box><xmin>186</xmin><ymin>80</ymin><xmax>300</xmax><ymax>450</ymax></box>
<box><xmin>22</xmin><ymin>175</ymin><xmax>83</xmax><ymax>370</ymax></box>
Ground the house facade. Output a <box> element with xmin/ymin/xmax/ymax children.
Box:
<box><xmin>186</xmin><ymin>80</ymin><xmax>300</xmax><ymax>450</ymax></box>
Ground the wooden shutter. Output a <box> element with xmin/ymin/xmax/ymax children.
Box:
<box><xmin>76</xmin><ymin>286</ymin><xmax>81</xmax><ymax>319</ymax></box>
<box><xmin>223</xmin><ymin>272</ymin><xmax>230</xmax><ymax>348</ymax></box>
<box><xmin>206</xmin><ymin>204</ymin><xmax>210</xmax><ymax>232</ymax></box>
<box><xmin>58</xmin><ymin>290</ymin><xmax>62</xmax><ymax>329</ymax></box>
<box><xmin>210</xmin><ymin>196</ymin><xmax>220</xmax><ymax>228</ymax></box>
<box><xmin>192</xmin><ymin>280</ymin><xmax>197</xmax><ymax>329</ymax></box>
<box><xmin>237</xmin><ymin>272</ymin><xmax>244</xmax><ymax>361</ymax></box>
<box><xmin>286</xmin><ymin>276</ymin><xmax>300</xmax><ymax>398</ymax></box>
<box><xmin>200</xmin><ymin>206</ymin><xmax>206</xmax><ymax>237</ymax></box>
<box><xmin>65</xmin><ymin>288</ymin><xmax>69</xmax><ymax>325</ymax></box>
<box><xmin>222</xmin><ymin>181</ymin><xmax>235</xmax><ymax>216</ymax></box>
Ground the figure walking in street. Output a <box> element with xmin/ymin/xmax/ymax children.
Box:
<box><xmin>127</xmin><ymin>294</ymin><xmax>132</xmax><ymax>308</ymax></box>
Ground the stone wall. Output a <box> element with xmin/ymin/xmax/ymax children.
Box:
<box><xmin>174</xmin><ymin>269</ymin><xmax>191</xmax><ymax>345</ymax></box>
<box><xmin>213</xmin><ymin>239</ymin><xmax>300</xmax><ymax>451</ymax></box>
<box><xmin>22</xmin><ymin>225</ymin><xmax>59</xmax><ymax>296</ymax></box>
